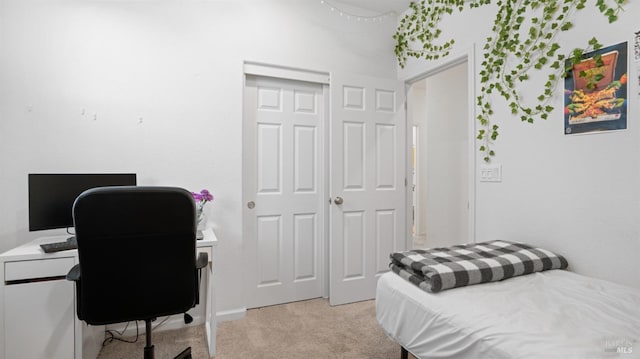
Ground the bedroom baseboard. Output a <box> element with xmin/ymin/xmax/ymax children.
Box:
<box><xmin>216</xmin><ymin>307</ymin><xmax>247</xmax><ymax>322</ymax></box>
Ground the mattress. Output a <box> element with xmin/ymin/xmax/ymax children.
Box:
<box><xmin>376</xmin><ymin>270</ymin><xmax>640</xmax><ymax>359</ymax></box>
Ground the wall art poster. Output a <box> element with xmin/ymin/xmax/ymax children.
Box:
<box><xmin>564</xmin><ymin>41</ymin><xmax>628</xmax><ymax>135</ymax></box>
<box><xmin>635</xmin><ymin>31</ymin><xmax>640</xmax><ymax>62</ymax></box>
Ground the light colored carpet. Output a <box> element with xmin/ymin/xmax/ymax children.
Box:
<box><xmin>97</xmin><ymin>298</ymin><xmax>412</xmax><ymax>359</ymax></box>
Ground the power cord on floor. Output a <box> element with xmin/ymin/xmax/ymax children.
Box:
<box><xmin>103</xmin><ymin>321</ymin><xmax>139</xmax><ymax>346</ymax></box>
<box><xmin>101</xmin><ymin>315</ymin><xmax>176</xmax><ymax>347</ymax></box>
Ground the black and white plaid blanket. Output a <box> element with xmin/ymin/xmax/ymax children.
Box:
<box><xmin>390</xmin><ymin>240</ymin><xmax>568</xmax><ymax>293</ymax></box>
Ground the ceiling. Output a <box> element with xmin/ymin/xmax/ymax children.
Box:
<box><xmin>332</xmin><ymin>0</ymin><xmax>412</xmax><ymax>14</ymax></box>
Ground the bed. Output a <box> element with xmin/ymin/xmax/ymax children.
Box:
<box><xmin>376</xmin><ymin>242</ymin><xmax>640</xmax><ymax>359</ymax></box>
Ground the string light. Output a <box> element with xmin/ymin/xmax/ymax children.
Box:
<box><xmin>320</xmin><ymin>0</ymin><xmax>396</xmax><ymax>22</ymax></box>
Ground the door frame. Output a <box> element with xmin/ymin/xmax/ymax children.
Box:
<box><xmin>242</xmin><ymin>62</ymin><xmax>331</xmax><ymax>301</ymax></box>
<box><xmin>403</xmin><ymin>46</ymin><xmax>478</xmax><ymax>248</ymax></box>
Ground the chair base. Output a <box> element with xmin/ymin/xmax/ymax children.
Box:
<box><xmin>143</xmin><ymin>344</ymin><xmax>191</xmax><ymax>359</ymax></box>
<box><xmin>145</xmin><ymin>320</ymin><xmax>154</xmax><ymax>359</ymax></box>
<box><xmin>143</xmin><ymin>343</ymin><xmax>191</xmax><ymax>359</ymax></box>
<box><xmin>144</xmin><ymin>344</ymin><xmax>154</xmax><ymax>359</ymax></box>
<box><xmin>143</xmin><ymin>319</ymin><xmax>192</xmax><ymax>359</ymax></box>
<box><xmin>175</xmin><ymin>347</ymin><xmax>192</xmax><ymax>359</ymax></box>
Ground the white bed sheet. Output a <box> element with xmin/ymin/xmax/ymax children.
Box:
<box><xmin>376</xmin><ymin>270</ymin><xmax>640</xmax><ymax>359</ymax></box>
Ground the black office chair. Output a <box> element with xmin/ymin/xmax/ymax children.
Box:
<box><xmin>66</xmin><ymin>186</ymin><xmax>208</xmax><ymax>359</ymax></box>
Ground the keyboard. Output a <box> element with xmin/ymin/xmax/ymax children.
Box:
<box><xmin>40</xmin><ymin>237</ymin><xmax>78</xmax><ymax>253</ymax></box>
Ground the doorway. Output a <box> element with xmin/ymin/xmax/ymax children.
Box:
<box><xmin>408</xmin><ymin>58</ymin><xmax>475</xmax><ymax>249</ymax></box>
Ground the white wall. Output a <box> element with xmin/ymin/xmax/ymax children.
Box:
<box><xmin>399</xmin><ymin>2</ymin><xmax>640</xmax><ymax>289</ymax></box>
<box><xmin>0</xmin><ymin>0</ymin><xmax>398</xmax><ymax>315</ymax></box>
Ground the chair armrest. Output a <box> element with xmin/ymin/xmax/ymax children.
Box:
<box><xmin>196</xmin><ymin>252</ymin><xmax>208</xmax><ymax>269</ymax></box>
<box><xmin>66</xmin><ymin>264</ymin><xmax>81</xmax><ymax>281</ymax></box>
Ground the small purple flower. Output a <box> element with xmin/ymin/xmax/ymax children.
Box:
<box><xmin>200</xmin><ymin>189</ymin><xmax>214</xmax><ymax>202</ymax></box>
<box><xmin>191</xmin><ymin>189</ymin><xmax>213</xmax><ymax>204</ymax></box>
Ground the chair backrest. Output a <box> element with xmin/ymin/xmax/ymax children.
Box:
<box><xmin>72</xmin><ymin>186</ymin><xmax>197</xmax><ymax>325</ymax></box>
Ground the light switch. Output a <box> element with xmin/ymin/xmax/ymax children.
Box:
<box><xmin>480</xmin><ymin>164</ymin><xmax>502</xmax><ymax>182</ymax></box>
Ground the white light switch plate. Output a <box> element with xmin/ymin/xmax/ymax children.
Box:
<box><xmin>480</xmin><ymin>164</ymin><xmax>502</xmax><ymax>182</ymax></box>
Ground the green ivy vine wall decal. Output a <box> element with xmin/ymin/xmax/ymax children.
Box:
<box><xmin>394</xmin><ymin>0</ymin><xmax>626</xmax><ymax>161</ymax></box>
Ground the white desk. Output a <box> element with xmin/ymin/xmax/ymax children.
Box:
<box><xmin>0</xmin><ymin>228</ymin><xmax>218</xmax><ymax>359</ymax></box>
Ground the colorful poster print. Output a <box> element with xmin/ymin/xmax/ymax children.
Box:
<box><xmin>564</xmin><ymin>41</ymin><xmax>628</xmax><ymax>135</ymax></box>
<box><xmin>634</xmin><ymin>31</ymin><xmax>640</xmax><ymax>62</ymax></box>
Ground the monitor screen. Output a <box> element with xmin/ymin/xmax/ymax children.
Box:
<box><xmin>28</xmin><ymin>173</ymin><xmax>137</xmax><ymax>231</ymax></box>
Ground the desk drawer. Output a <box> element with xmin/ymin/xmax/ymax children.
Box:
<box><xmin>5</xmin><ymin>257</ymin><xmax>75</xmax><ymax>282</ymax></box>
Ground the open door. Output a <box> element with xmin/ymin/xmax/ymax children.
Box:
<box><xmin>329</xmin><ymin>72</ymin><xmax>406</xmax><ymax>305</ymax></box>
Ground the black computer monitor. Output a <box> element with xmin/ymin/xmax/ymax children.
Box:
<box><xmin>28</xmin><ymin>173</ymin><xmax>137</xmax><ymax>231</ymax></box>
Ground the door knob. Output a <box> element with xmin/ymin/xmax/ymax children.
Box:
<box><xmin>334</xmin><ymin>196</ymin><xmax>344</xmax><ymax>205</ymax></box>
<box><xmin>247</xmin><ymin>201</ymin><xmax>255</xmax><ymax>209</ymax></box>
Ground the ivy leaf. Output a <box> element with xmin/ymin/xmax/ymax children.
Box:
<box><xmin>392</xmin><ymin>0</ymin><xmax>624</xmax><ymax>160</ymax></box>
<box><xmin>594</xmin><ymin>54</ymin><xmax>604</xmax><ymax>67</ymax></box>
<box><xmin>560</xmin><ymin>22</ymin><xmax>573</xmax><ymax>31</ymax></box>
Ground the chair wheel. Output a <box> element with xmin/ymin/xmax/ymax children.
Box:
<box><xmin>175</xmin><ymin>347</ymin><xmax>192</xmax><ymax>359</ymax></box>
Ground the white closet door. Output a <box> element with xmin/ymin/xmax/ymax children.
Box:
<box><xmin>244</xmin><ymin>76</ymin><xmax>325</xmax><ymax>308</ymax></box>
<box><xmin>329</xmin><ymin>73</ymin><xmax>406</xmax><ymax>306</ymax></box>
